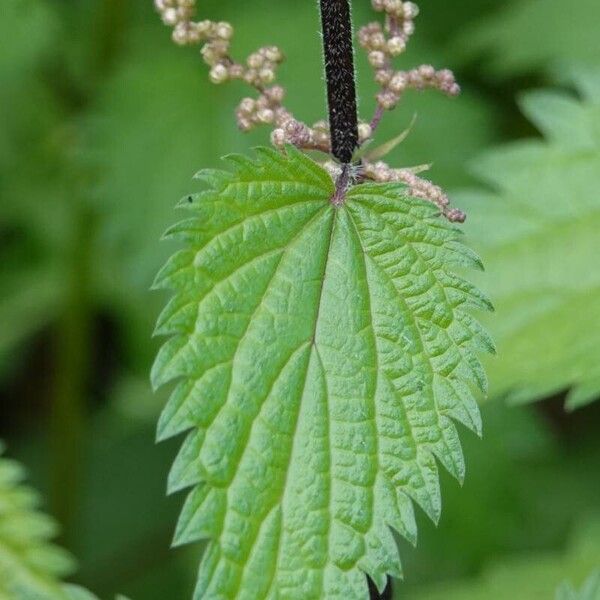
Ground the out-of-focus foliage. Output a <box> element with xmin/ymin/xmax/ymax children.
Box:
<box><xmin>459</xmin><ymin>71</ymin><xmax>600</xmax><ymax>409</ymax></box>
<box><xmin>408</xmin><ymin>517</ymin><xmax>600</xmax><ymax>600</ymax></box>
<box><xmin>0</xmin><ymin>440</ymin><xmax>92</xmax><ymax>599</ymax></box>
<box><xmin>0</xmin><ymin>0</ymin><xmax>63</xmax><ymax>377</ymax></box>
<box><xmin>556</xmin><ymin>571</ymin><xmax>600</xmax><ymax>600</ymax></box>
<box><xmin>458</xmin><ymin>0</ymin><xmax>600</xmax><ymax>76</ymax></box>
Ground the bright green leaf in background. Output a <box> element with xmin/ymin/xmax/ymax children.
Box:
<box><xmin>459</xmin><ymin>71</ymin><xmax>600</xmax><ymax>409</ymax></box>
<box><xmin>458</xmin><ymin>0</ymin><xmax>600</xmax><ymax>77</ymax></box>
<box><xmin>0</xmin><ymin>441</ymin><xmax>87</xmax><ymax>599</ymax></box>
<box><xmin>153</xmin><ymin>148</ymin><xmax>492</xmax><ymax>598</ymax></box>
<box><xmin>410</xmin><ymin>516</ymin><xmax>600</xmax><ymax>600</ymax></box>
<box><xmin>557</xmin><ymin>570</ymin><xmax>600</xmax><ymax>600</ymax></box>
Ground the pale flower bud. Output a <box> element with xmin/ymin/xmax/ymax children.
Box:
<box><xmin>259</xmin><ymin>68</ymin><xmax>275</xmax><ymax>84</ymax></box>
<box><xmin>257</xmin><ymin>108</ymin><xmax>275</xmax><ymax>124</ymax></box>
<box><xmin>162</xmin><ymin>7</ymin><xmax>178</xmax><ymax>26</ymax></box>
<box><xmin>265</xmin><ymin>85</ymin><xmax>285</xmax><ymax>104</ymax></box>
<box><xmin>238</xmin><ymin>98</ymin><xmax>256</xmax><ymax>115</ymax></box>
<box><xmin>358</xmin><ymin>122</ymin><xmax>373</xmax><ymax>142</ymax></box>
<box><xmin>389</xmin><ymin>72</ymin><xmax>407</xmax><ymax>93</ymax></box>
<box><xmin>247</xmin><ymin>53</ymin><xmax>264</xmax><ymax>69</ymax></box>
<box><xmin>216</xmin><ymin>22</ymin><xmax>233</xmax><ymax>40</ymax></box>
<box><xmin>387</xmin><ymin>36</ymin><xmax>406</xmax><ymax>56</ymax></box>
<box><xmin>209</xmin><ymin>64</ymin><xmax>229</xmax><ymax>84</ymax></box>
<box><xmin>271</xmin><ymin>128</ymin><xmax>286</xmax><ymax>147</ymax></box>
<box><xmin>368</xmin><ymin>51</ymin><xmax>387</xmax><ymax>69</ymax></box>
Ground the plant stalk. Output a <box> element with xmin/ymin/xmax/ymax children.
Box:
<box><xmin>319</xmin><ymin>0</ymin><xmax>359</xmax><ymax>164</ymax></box>
<box><xmin>50</xmin><ymin>209</ymin><xmax>92</xmax><ymax>545</ymax></box>
<box><xmin>49</xmin><ymin>0</ymin><xmax>128</xmax><ymax>545</ymax></box>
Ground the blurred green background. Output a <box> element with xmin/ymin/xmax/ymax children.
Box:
<box><xmin>1</xmin><ymin>0</ymin><xmax>599</xmax><ymax>598</ymax></box>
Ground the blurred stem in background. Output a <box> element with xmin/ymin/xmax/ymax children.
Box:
<box><xmin>50</xmin><ymin>206</ymin><xmax>93</xmax><ymax>544</ymax></box>
<box><xmin>49</xmin><ymin>0</ymin><xmax>128</xmax><ymax>545</ymax></box>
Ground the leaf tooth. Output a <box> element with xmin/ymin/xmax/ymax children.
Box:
<box><xmin>162</xmin><ymin>217</ymin><xmax>204</xmax><ymax>242</ymax></box>
<box><xmin>193</xmin><ymin>168</ymin><xmax>234</xmax><ymax>187</ymax></box>
<box><xmin>456</xmin><ymin>311</ymin><xmax>497</xmax><ymax>355</ymax></box>
<box><xmin>168</xmin><ymin>429</ymin><xmax>206</xmax><ymax>495</ymax></box>
<box><xmin>151</xmin><ymin>335</ymin><xmax>191</xmax><ymax>390</ymax></box>
<box><xmin>443</xmin><ymin>241</ymin><xmax>485</xmax><ymax>271</ymax></box>
<box><xmin>376</xmin><ymin>474</ymin><xmax>417</xmax><ymax>547</ymax></box>
<box><xmin>156</xmin><ymin>379</ymin><xmax>196</xmax><ymax>442</ymax></box>
<box><xmin>173</xmin><ymin>485</ymin><xmax>224</xmax><ymax>547</ymax></box>
<box><xmin>358</xmin><ymin>524</ymin><xmax>402</xmax><ymax>591</ymax></box>
<box><xmin>430</xmin><ymin>417</ymin><xmax>465</xmax><ymax>484</ymax></box>
<box><xmin>407</xmin><ymin>451</ymin><xmax>442</xmax><ymax>525</ymax></box>
<box><xmin>193</xmin><ymin>543</ymin><xmax>221</xmax><ymax>599</ymax></box>
<box><xmin>223</xmin><ymin>153</ymin><xmax>260</xmax><ymax>177</ymax></box>
<box><xmin>463</xmin><ymin>349</ymin><xmax>489</xmax><ymax>395</ymax></box>
<box><xmin>443</xmin><ymin>343</ymin><xmax>488</xmax><ymax>396</ymax></box>
<box><xmin>251</xmin><ymin>146</ymin><xmax>295</xmax><ymax>182</ymax></box>
<box><xmin>157</xmin><ymin>363</ymin><xmax>231</xmax><ymax>443</ymax></box>
<box><xmin>565</xmin><ymin>374</ymin><xmax>600</xmax><ymax>411</ymax></box>
<box><xmin>435</xmin><ymin>270</ymin><xmax>494</xmax><ymax>313</ymax></box>
<box><xmin>434</xmin><ymin>375</ymin><xmax>482</xmax><ymax>437</ymax></box>
<box><xmin>283</xmin><ymin>144</ymin><xmax>334</xmax><ymax>190</ymax></box>
<box><xmin>151</xmin><ymin>249</ymin><xmax>195</xmax><ymax>291</ymax></box>
<box><xmin>393</xmin><ymin>490</ymin><xmax>418</xmax><ymax>546</ymax></box>
<box><xmin>153</xmin><ymin>296</ymin><xmax>196</xmax><ymax>337</ymax></box>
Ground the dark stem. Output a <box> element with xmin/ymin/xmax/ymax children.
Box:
<box><xmin>331</xmin><ymin>163</ymin><xmax>352</xmax><ymax>206</ymax></box>
<box><xmin>319</xmin><ymin>0</ymin><xmax>359</xmax><ymax>164</ymax></box>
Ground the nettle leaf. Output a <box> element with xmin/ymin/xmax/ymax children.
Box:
<box><xmin>0</xmin><ymin>442</ymin><xmax>83</xmax><ymax>600</ymax></box>
<box><xmin>459</xmin><ymin>71</ymin><xmax>600</xmax><ymax>410</ymax></box>
<box><xmin>153</xmin><ymin>147</ymin><xmax>492</xmax><ymax>598</ymax></box>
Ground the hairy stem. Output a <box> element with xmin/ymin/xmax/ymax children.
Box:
<box><xmin>319</xmin><ymin>0</ymin><xmax>359</xmax><ymax>164</ymax></box>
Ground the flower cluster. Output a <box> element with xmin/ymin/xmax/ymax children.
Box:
<box><xmin>155</xmin><ymin>0</ymin><xmax>466</xmax><ymax>221</ymax></box>
<box><xmin>154</xmin><ymin>0</ymin><xmax>283</xmax><ymax>88</ymax></box>
<box><xmin>270</xmin><ymin>117</ymin><xmax>372</xmax><ymax>153</ymax></box>
<box><xmin>363</xmin><ymin>161</ymin><xmax>466</xmax><ymax>222</ymax></box>
<box><xmin>321</xmin><ymin>159</ymin><xmax>465</xmax><ymax>222</ymax></box>
<box><xmin>359</xmin><ymin>0</ymin><xmax>460</xmax><ymax>115</ymax></box>
<box><xmin>154</xmin><ymin>0</ymin><xmax>325</xmax><ymax>152</ymax></box>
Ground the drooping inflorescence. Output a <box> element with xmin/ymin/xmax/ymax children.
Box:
<box><xmin>154</xmin><ymin>0</ymin><xmax>466</xmax><ymax>221</ymax></box>
<box><xmin>359</xmin><ymin>1</ymin><xmax>459</xmax><ymax>114</ymax></box>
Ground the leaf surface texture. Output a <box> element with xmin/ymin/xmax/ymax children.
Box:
<box><xmin>154</xmin><ymin>147</ymin><xmax>491</xmax><ymax>598</ymax></box>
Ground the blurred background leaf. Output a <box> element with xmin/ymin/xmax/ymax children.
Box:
<box><xmin>457</xmin><ymin>0</ymin><xmax>600</xmax><ymax>78</ymax></box>
<box><xmin>0</xmin><ymin>440</ymin><xmax>83</xmax><ymax>598</ymax></box>
<box><xmin>407</xmin><ymin>516</ymin><xmax>600</xmax><ymax>599</ymax></box>
<box><xmin>458</xmin><ymin>70</ymin><xmax>600</xmax><ymax>408</ymax></box>
<box><xmin>556</xmin><ymin>570</ymin><xmax>600</xmax><ymax>600</ymax></box>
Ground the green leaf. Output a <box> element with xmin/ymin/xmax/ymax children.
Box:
<box><xmin>458</xmin><ymin>0</ymin><xmax>600</xmax><ymax>77</ymax></box>
<box><xmin>557</xmin><ymin>571</ymin><xmax>600</xmax><ymax>600</ymax></box>
<box><xmin>0</xmin><ymin>442</ymin><xmax>104</xmax><ymax>600</ymax></box>
<box><xmin>458</xmin><ymin>71</ymin><xmax>600</xmax><ymax>409</ymax></box>
<box><xmin>153</xmin><ymin>147</ymin><xmax>491</xmax><ymax>598</ymax></box>
<box><xmin>0</xmin><ymin>441</ymin><xmax>74</xmax><ymax>599</ymax></box>
<box><xmin>410</xmin><ymin>516</ymin><xmax>600</xmax><ymax>600</ymax></box>
<box><xmin>356</xmin><ymin>114</ymin><xmax>417</xmax><ymax>162</ymax></box>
